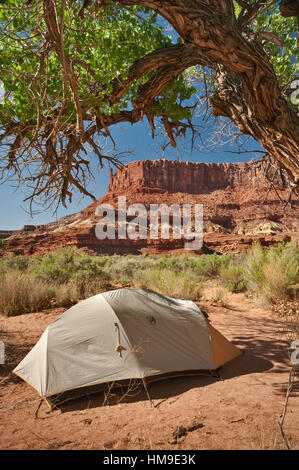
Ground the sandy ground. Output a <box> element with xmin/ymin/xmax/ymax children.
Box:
<box><xmin>0</xmin><ymin>291</ymin><xmax>298</xmax><ymax>450</ymax></box>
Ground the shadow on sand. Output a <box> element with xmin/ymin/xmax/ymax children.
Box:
<box><xmin>58</xmin><ymin>349</ymin><xmax>273</xmax><ymax>414</ymax></box>
<box><xmin>57</xmin><ymin>310</ymin><xmax>296</xmax><ymax>414</ymax></box>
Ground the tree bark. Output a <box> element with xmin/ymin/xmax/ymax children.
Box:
<box><xmin>210</xmin><ymin>68</ymin><xmax>299</xmax><ymax>184</ymax></box>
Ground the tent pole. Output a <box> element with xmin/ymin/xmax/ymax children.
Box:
<box><xmin>142</xmin><ymin>378</ymin><xmax>153</xmax><ymax>407</ymax></box>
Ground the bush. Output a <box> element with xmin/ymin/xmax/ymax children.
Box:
<box><xmin>241</xmin><ymin>242</ymin><xmax>266</xmax><ymax>293</ymax></box>
<box><xmin>0</xmin><ymin>271</ymin><xmax>55</xmax><ymax>316</ymax></box>
<box><xmin>220</xmin><ymin>263</ymin><xmax>246</xmax><ymax>293</ymax></box>
<box><xmin>260</xmin><ymin>243</ymin><xmax>298</xmax><ymax>303</ymax></box>
<box><xmin>239</xmin><ymin>241</ymin><xmax>298</xmax><ymax>305</ymax></box>
<box><xmin>53</xmin><ymin>281</ymin><xmax>83</xmax><ymax>308</ymax></box>
<box><xmin>152</xmin><ymin>255</ymin><xmax>195</xmax><ymax>273</ymax></box>
<box><xmin>2</xmin><ymin>253</ymin><xmax>31</xmax><ymax>272</ymax></box>
<box><xmin>32</xmin><ymin>247</ymin><xmax>111</xmax><ymax>286</ymax></box>
<box><xmin>104</xmin><ymin>256</ymin><xmax>147</xmax><ymax>280</ymax></box>
<box><xmin>72</xmin><ymin>272</ymin><xmax>111</xmax><ymax>299</ymax></box>
<box><xmin>0</xmin><ymin>271</ymin><xmax>111</xmax><ymax>316</ymax></box>
<box><xmin>134</xmin><ymin>268</ymin><xmax>202</xmax><ymax>301</ymax></box>
<box><xmin>194</xmin><ymin>253</ymin><xmax>232</xmax><ymax>277</ymax></box>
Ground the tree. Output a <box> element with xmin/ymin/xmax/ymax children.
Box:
<box><xmin>0</xmin><ymin>0</ymin><xmax>298</xmax><ymax>210</ymax></box>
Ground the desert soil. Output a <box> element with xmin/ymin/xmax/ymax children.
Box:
<box><xmin>0</xmin><ymin>291</ymin><xmax>298</xmax><ymax>450</ymax></box>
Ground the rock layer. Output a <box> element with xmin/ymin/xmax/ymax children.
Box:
<box><xmin>108</xmin><ymin>160</ymin><xmax>257</xmax><ymax>195</ymax></box>
<box><xmin>3</xmin><ymin>159</ymin><xmax>299</xmax><ymax>256</ymax></box>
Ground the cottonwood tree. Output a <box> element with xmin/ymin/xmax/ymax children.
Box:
<box><xmin>0</xmin><ymin>0</ymin><xmax>298</xmax><ymax>210</ymax></box>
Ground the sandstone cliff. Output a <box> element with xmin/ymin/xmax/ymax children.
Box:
<box><xmin>107</xmin><ymin>160</ymin><xmax>258</xmax><ymax>195</ymax></box>
<box><xmin>3</xmin><ymin>159</ymin><xmax>299</xmax><ymax>256</ymax></box>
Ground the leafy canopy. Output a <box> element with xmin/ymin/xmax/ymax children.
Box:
<box><xmin>0</xmin><ymin>2</ymin><xmax>195</xmax><ymax>126</ymax></box>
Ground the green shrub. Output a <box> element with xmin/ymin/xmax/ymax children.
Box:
<box><xmin>152</xmin><ymin>255</ymin><xmax>192</xmax><ymax>273</ymax></box>
<box><xmin>104</xmin><ymin>255</ymin><xmax>151</xmax><ymax>281</ymax></box>
<box><xmin>32</xmin><ymin>247</ymin><xmax>110</xmax><ymax>286</ymax></box>
<box><xmin>2</xmin><ymin>253</ymin><xmax>31</xmax><ymax>272</ymax></box>
<box><xmin>32</xmin><ymin>247</ymin><xmax>86</xmax><ymax>283</ymax></box>
<box><xmin>194</xmin><ymin>253</ymin><xmax>232</xmax><ymax>277</ymax></box>
<box><xmin>220</xmin><ymin>263</ymin><xmax>245</xmax><ymax>293</ymax></box>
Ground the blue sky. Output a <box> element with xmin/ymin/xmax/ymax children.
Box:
<box><xmin>0</xmin><ymin>116</ymin><xmax>264</xmax><ymax>230</ymax></box>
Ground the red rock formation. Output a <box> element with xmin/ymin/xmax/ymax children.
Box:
<box><xmin>107</xmin><ymin>160</ymin><xmax>257</xmax><ymax>195</ymax></box>
<box><xmin>2</xmin><ymin>159</ymin><xmax>299</xmax><ymax>256</ymax></box>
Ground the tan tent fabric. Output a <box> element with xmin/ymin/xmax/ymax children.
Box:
<box><xmin>13</xmin><ymin>288</ymin><xmax>241</xmax><ymax>406</ymax></box>
<box><xmin>208</xmin><ymin>324</ymin><xmax>241</xmax><ymax>369</ymax></box>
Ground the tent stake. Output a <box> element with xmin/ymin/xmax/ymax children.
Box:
<box><xmin>142</xmin><ymin>378</ymin><xmax>153</xmax><ymax>407</ymax></box>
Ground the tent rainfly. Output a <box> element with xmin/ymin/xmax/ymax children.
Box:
<box><xmin>13</xmin><ymin>288</ymin><xmax>241</xmax><ymax>409</ymax></box>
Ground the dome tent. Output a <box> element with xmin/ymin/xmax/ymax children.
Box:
<box><xmin>13</xmin><ymin>288</ymin><xmax>241</xmax><ymax>409</ymax></box>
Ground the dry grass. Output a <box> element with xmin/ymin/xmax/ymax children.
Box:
<box><xmin>133</xmin><ymin>268</ymin><xmax>202</xmax><ymax>301</ymax></box>
<box><xmin>0</xmin><ymin>271</ymin><xmax>55</xmax><ymax>316</ymax></box>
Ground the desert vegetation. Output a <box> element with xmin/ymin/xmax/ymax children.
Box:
<box><xmin>0</xmin><ymin>242</ymin><xmax>297</xmax><ymax>317</ymax></box>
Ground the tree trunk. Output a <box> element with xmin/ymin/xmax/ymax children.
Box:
<box><xmin>210</xmin><ymin>68</ymin><xmax>299</xmax><ymax>183</ymax></box>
